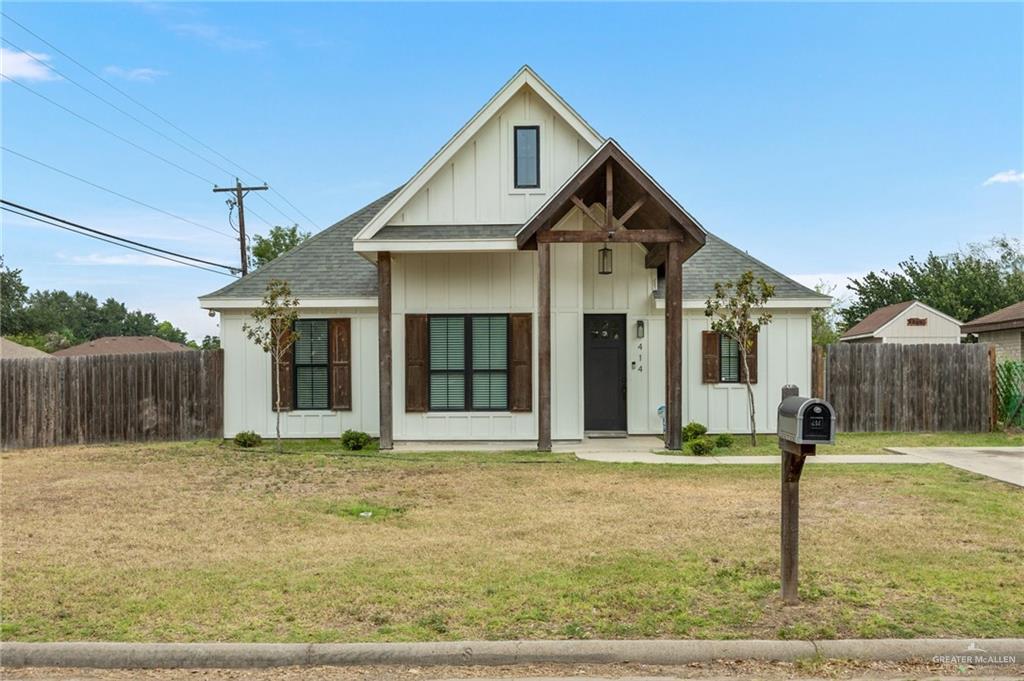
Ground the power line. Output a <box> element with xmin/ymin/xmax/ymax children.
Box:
<box><xmin>269</xmin><ymin>188</ymin><xmax>320</xmax><ymax>230</ymax></box>
<box><xmin>2</xmin><ymin>206</ymin><xmax>237</xmax><ymax>278</ymax></box>
<box><xmin>2</xmin><ymin>146</ymin><xmax>236</xmax><ymax>239</ymax></box>
<box><xmin>1</xmin><ymin>74</ymin><xmax>217</xmax><ymax>185</ymax></box>
<box><xmin>0</xmin><ymin>199</ymin><xmax>239</xmax><ymax>272</ymax></box>
<box><xmin>2</xmin><ymin>36</ymin><xmax>240</xmax><ymax>182</ymax></box>
<box><xmin>2</xmin><ymin>12</ymin><xmax>320</xmax><ymax>231</ymax></box>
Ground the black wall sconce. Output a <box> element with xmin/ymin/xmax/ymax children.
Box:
<box><xmin>598</xmin><ymin>244</ymin><xmax>613</xmax><ymax>275</ymax></box>
<box><xmin>636</xmin><ymin>319</ymin><xmax>645</xmax><ymax>339</ymax></box>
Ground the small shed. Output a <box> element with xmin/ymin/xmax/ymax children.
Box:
<box><xmin>840</xmin><ymin>300</ymin><xmax>962</xmax><ymax>345</ymax></box>
<box><xmin>962</xmin><ymin>301</ymin><xmax>1024</xmax><ymax>361</ymax></box>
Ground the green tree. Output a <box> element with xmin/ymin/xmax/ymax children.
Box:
<box><xmin>250</xmin><ymin>225</ymin><xmax>311</xmax><ymax>269</ymax></box>
<box><xmin>705</xmin><ymin>271</ymin><xmax>775</xmax><ymax>446</ymax></box>
<box><xmin>243</xmin><ymin>280</ymin><xmax>300</xmax><ymax>451</ymax></box>
<box><xmin>811</xmin><ymin>282</ymin><xmax>842</xmax><ymax>346</ymax></box>
<box><xmin>1</xmin><ymin>257</ymin><xmax>29</xmax><ymax>335</ymax></box>
<box><xmin>841</xmin><ymin>236</ymin><xmax>1024</xmax><ymax>330</ymax></box>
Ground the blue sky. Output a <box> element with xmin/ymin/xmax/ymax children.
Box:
<box><xmin>2</xmin><ymin>2</ymin><xmax>1021</xmax><ymax>339</ymax></box>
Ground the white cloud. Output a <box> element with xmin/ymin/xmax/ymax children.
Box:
<box><xmin>170</xmin><ymin>23</ymin><xmax>265</xmax><ymax>50</ymax></box>
<box><xmin>103</xmin><ymin>65</ymin><xmax>167</xmax><ymax>82</ymax></box>
<box><xmin>0</xmin><ymin>47</ymin><xmax>60</xmax><ymax>82</ymax></box>
<box><xmin>60</xmin><ymin>252</ymin><xmax>187</xmax><ymax>268</ymax></box>
<box><xmin>983</xmin><ymin>170</ymin><xmax>1024</xmax><ymax>186</ymax></box>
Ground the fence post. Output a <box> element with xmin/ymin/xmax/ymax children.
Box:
<box><xmin>989</xmin><ymin>345</ymin><xmax>998</xmax><ymax>431</ymax></box>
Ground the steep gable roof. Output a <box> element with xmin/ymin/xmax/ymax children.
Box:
<box><xmin>353</xmin><ymin>66</ymin><xmax>604</xmax><ymax>244</ymax></box>
<box><xmin>200</xmin><ymin>189</ymin><xmax>399</xmax><ymax>303</ymax></box>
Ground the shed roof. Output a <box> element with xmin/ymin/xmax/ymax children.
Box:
<box><xmin>52</xmin><ymin>336</ymin><xmax>191</xmax><ymax>357</ymax></box>
<box><xmin>962</xmin><ymin>300</ymin><xmax>1024</xmax><ymax>334</ymax></box>
<box><xmin>0</xmin><ymin>337</ymin><xmax>53</xmax><ymax>359</ymax></box>
<box><xmin>840</xmin><ymin>301</ymin><xmax>917</xmax><ymax>339</ymax></box>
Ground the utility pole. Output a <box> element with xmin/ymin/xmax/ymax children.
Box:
<box><xmin>214</xmin><ymin>178</ymin><xmax>268</xmax><ymax>276</ymax></box>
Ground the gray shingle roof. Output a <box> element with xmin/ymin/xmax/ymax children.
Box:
<box><xmin>200</xmin><ymin>189</ymin><xmax>401</xmax><ymax>301</ymax></box>
<box><xmin>373</xmin><ymin>224</ymin><xmax>520</xmax><ymax>240</ymax></box>
<box><xmin>657</xmin><ymin>233</ymin><xmax>827</xmax><ymax>301</ymax></box>
<box><xmin>203</xmin><ymin>192</ymin><xmax>826</xmax><ymax>305</ymax></box>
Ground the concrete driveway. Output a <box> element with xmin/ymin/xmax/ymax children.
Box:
<box><xmin>886</xmin><ymin>447</ymin><xmax>1024</xmax><ymax>487</ymax></box>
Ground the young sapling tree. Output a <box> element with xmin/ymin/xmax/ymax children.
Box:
<box><xmin>705</xmin><ymin>270</ymin><xmax>775</xmax><ymax>445</ymax></box>
<box><xmin>243</xmin><ymin>279</ymin><xmax>300</xmax><ymax>451</ymax></box>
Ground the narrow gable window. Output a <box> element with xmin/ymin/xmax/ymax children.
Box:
<box><xmin>294</xmin><ymin>319</ymin><xmax>329</xmax><ymax>409</ymax></box>
<box><xmin>514</xmin><ymin>126</ymin><xmax>540</xmax><ymax>188</ymax></box>
<box><xmin>719</xmin><ymin>335</ymin><xmax>740</xmax><ymax>383</ymax></box>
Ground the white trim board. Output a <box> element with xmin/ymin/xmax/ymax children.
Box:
<box><xmin>199</xmin><ymin>297</ymin><xmax>378</xmax><ymax>311</ymax></box>
<box><xmin>353</xmin><ymin>239</ymin><xmax>519</xmax><ymax>254</ymax></box>
<box><xmin>655</xmin><ymin>297</ymin><xmax>832</xmax><ymax>310</ymax></box>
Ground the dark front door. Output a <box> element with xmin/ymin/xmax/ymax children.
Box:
<box><xmin>584</xmin><ymin>314</ymin><xmax>627</xmax><ymax>432</ymax></box>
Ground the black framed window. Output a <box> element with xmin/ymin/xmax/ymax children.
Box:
<box><xmin>429</xmin><ymin>315</ymin><xmax>509</xmax><ymax>411</ymax></box>
<box><xmin>514</xmin><ymin>126</ymin><xmax>540</xmax><ymax>188</ymax></box>
<box><xmin>719</xmin><ymin>335</ymin><xmax>740</xmax><ymax>383</ymax></box>
<box><xmin>294</xmin><ymin>319</ymin><xmax>329</xmax><ymax>409</ymax></box>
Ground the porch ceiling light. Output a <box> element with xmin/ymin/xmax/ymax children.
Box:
<box><xmin>598</xmin><ymin>244</ymin><xmax>613</xmax><ymax>275</ymax></box>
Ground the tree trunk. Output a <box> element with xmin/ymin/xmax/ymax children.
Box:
<box><xmin>741</xmin><ymin>347</ymin><xmax>757</xmax><ymax>445</ymax></box>
<box><xmin>274</xmin><ymin>349</ymin><xmax>283</xmax><ymax>453</ymax></box>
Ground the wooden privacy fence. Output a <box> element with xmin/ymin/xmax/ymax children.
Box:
<box><xmin>1</xmin><ymin>350</ymin><xmax>223</xmax><ymax>450</ymax></box>
<box><xmin>820</xmin><ymin>343</ymin><xmax>995</xmax><ymax>432</ymax></box>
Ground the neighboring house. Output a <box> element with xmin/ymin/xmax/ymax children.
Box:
<box><xmin>52</xmin><ymin>336</ymin><xmax>191</xmax><ymax>357</ymax></box>
<box><xmin>840</xmin><ymin>300</ymin><xmax>962</xmax><ymax>345</ymax></box>
<box><xmin>200</xmin><ymin>66</ymin><xmax>829</xmax><ymax>449</ymax></box>
<box><xmin>0</xmin><ymin>338</ymin><xmax>53</xmax><ymax>359</ymax></box>
<box><xmin>962</xmin><ymin>301</ymin><xmax>1024</xmax><ymax>361</ymax></box>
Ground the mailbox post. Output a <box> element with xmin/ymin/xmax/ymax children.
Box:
<box><xmin>777</xmin><ymin>387</ymin><xmax>836</xmax><ymax>605</ymax></box>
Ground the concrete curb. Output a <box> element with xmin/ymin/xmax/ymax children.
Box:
<box><xmin>2</xmin><ymin>639</ymin><xmax>1022</xmax><ymax>669</ymax></box>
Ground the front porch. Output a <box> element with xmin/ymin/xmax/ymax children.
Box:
<box><xmin>373</xmin><ymin>140</ymin><xmax>707</xmax><ymax>452</ymax></box>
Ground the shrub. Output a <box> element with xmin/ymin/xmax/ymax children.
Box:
<box><xmin>714</xmin><ymin>433</ymin><xmax>735</xmax><ymax>448</ymax></box>
<box><xmin>341</xmin><ymin>429</ymin><xmax>372</xmax><ymax>451</ymax></box>
<box><xmin>682</xmin><ymin>421</ymin><xmax>708</xmax><ymax>442</ymax></box>
<box><xmin>233</xmin><ymin>431</ymin><xmax>262</xmax><ymax>448</ymax></box>
<box><xmin>689</xmin><ymin>437</ymin><xmax>716</xmax><ymax>456</ymax></box>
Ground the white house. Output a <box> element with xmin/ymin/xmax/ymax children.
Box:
<box><xmin>839</xmin><ymin>300</ymin><xmax>962</xmax><ymax>345</ymax></box>
<box><xmin>200</xmin><ymin>66</ymin><xmax>829</xmax><ymax>450</ymax></box>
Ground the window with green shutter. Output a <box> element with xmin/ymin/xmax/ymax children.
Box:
<box><xmin>428</xmin><ymin>314</ymin><xmax>509</xmax><ymax>411</ymax></box>
<box><xmin>294</xmin><ymin>319</ymin><xmax>329</xmax><ymax>409</ymax></box>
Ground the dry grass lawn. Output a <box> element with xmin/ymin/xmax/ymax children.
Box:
<box><xmin>2</xmin><ymin>440</ymin><xmax>1022</xmax><ymax>643</ymax></box>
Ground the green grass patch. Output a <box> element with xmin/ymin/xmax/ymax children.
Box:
<box><xmin>657</xmin><ymin>430</ymin><xmax>1023</xmax><ymax>456</ymax></box>
<box><xmin>2</xmin><ymin>442</ymin><xmax>1021</xmax><ymax>643</ymax></box>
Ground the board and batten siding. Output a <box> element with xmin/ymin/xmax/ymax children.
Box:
<box><xmin>220</xmin><ymin>309</ymin><xmax>380</xmax><ymax>438</ymax></box>
<box><xmin>218</xmin><ymin>243</ymin><xmax>813</xmax><ymax>439</ymax></box>
<box><xmin>387</xmin><ymin>88</ymin><xmax>596</xmax><ymax>226</ymax></box>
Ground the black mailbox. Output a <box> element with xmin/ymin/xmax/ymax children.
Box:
<box><xmin>778</xmin><ymin>396</ymin><xmax>835</xmax><ymax>445</ymax></box>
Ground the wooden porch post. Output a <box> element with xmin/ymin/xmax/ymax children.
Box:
<box><xmin>665</xmin><ymin>240</ymin><xmax>683</xmax><ymax>450</ymax></box>
<box><xmin>377</xmin><ymin>251</ymin><xmax>393</xmax><ymax>450</ymax></box>
<box><xmin>538</xmin><ymin>242</ymin><xmax>552</xmax><ymax>452</ymax></box>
